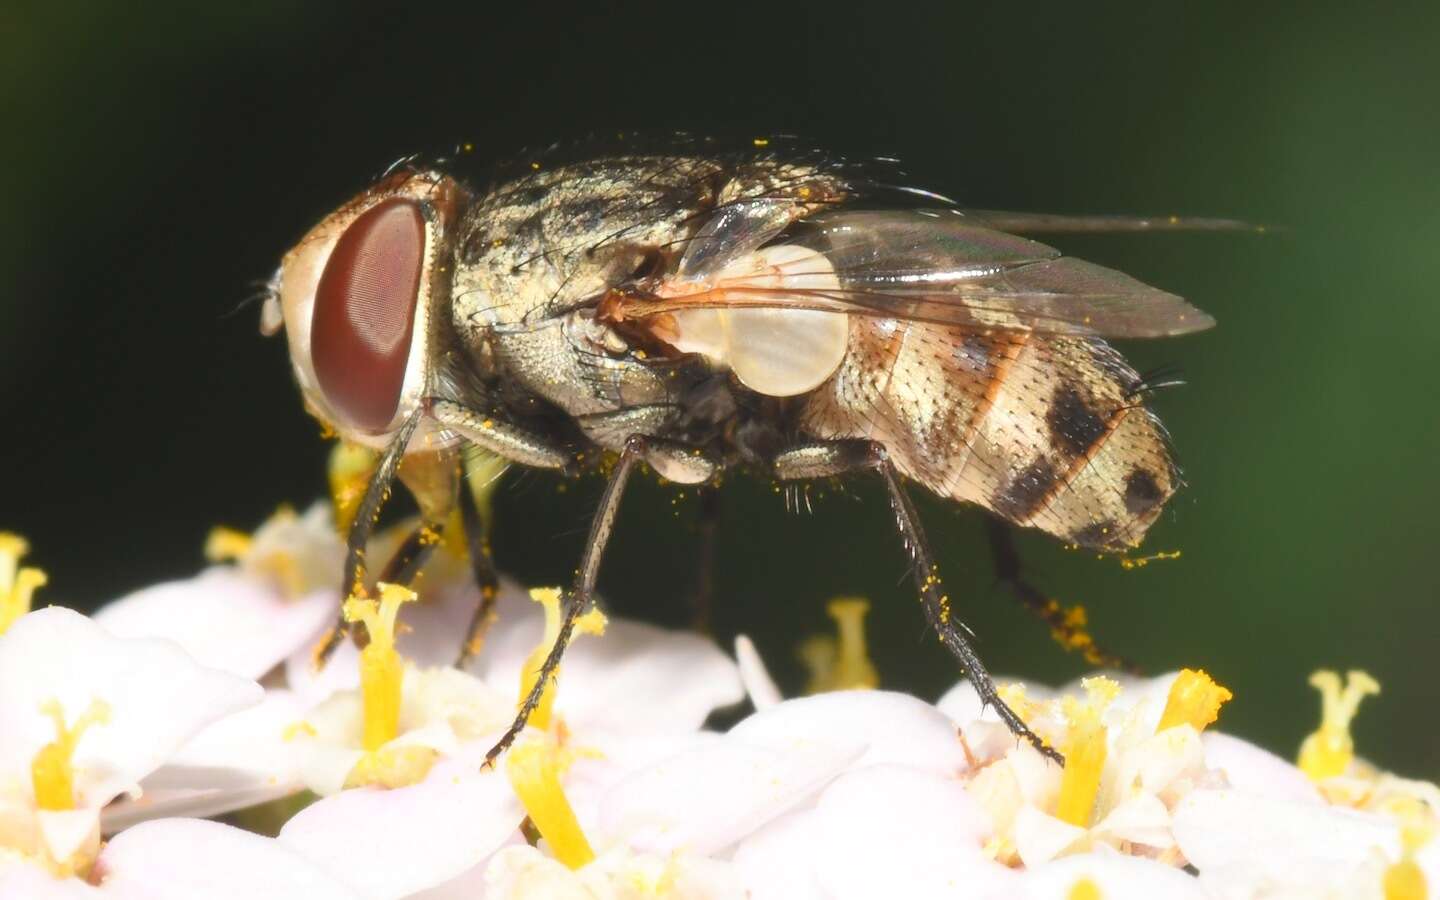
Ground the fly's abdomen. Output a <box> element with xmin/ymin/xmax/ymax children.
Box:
<box><xmin>800</xmin><ymin>320</ymin><xmax>1177</xmax><ymax>550</ymax></box>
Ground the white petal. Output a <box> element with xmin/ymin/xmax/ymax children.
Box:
<box><xmin>35</xmin><ymin>809</ymin><xmax>100</xmax><ymax>872</ymax></box>
<box><xmin>1013</xmin><ymin>805</ymin><xmax>1087</xmax><ymax>866</ymax></box>
<box><xmin>808</xmin><ymin>765</ymin><xmax>1014</xmax><ymax>900</ymax></box>
<box><xmin>1008</xmin><ymin>852</ymin><xmax>1207</xmax><ymax>900</ymax></box>
<box><xmin>97</xmin><ymin>818</ymin><xmax>359</xmax><ymax>900</ymax></box>
<box><xmin>104</xmin><ymin>690</ymin><xmax>308</xmax><ymax>831</ymax></box>
<box><xmin>731</xmin><ymin>810</ymin><xmax>828</xmax><ymax>900</ymax></box>
<box><xmin>1200</xmin><ymin>731</ymin><xmax>1323</xmax><ymax>804</ymax></box>
<box><xmin>728</xmin><ymin>690</ymin><xmax>972</xmax><ymax>777</ymax></box>
<box><xmin>0</xmin><ymin>608</ymin><xmax>262</xmax><ymax>808</ymax></box>
<box><xmin>1173</xmin><ymin>788</ymin><xmax>1400</xmax><ymax>875</ymax></box>
<box><xmin>278</xmin><ymin>759</ymin><xmax>522</xmax><ymax>900</ymax></box>
<box><xmin>597</xmin><ymin>733</ymin><xmax>863</xmax><ymax>855</ymax></box>
<box><xmin>734</xmin><ymin>635</ymin><xmax>782</xmax><ymax>711</ymax></box>
<box><xmin>469</xmin><ymin>603</ymin><xmax>743</xmax><ymax>736</ymax></box>
<box><xmin>482</xmin><ymin>845</ymin><xmax>591</xmax><ymax>900</ymax></box>
<box><xmin>1090</xmin><ymin>793</ymin><xmax>1173</xmax><ymax>849</ymax></box>
<box><xmin>94</xmin><ymin>569</ymin><xmax>335</xmax><ymax>680</ymax></box>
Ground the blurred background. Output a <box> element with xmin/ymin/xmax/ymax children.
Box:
<box><xmin>3</xmin><ymin>2</ymin><xmax>1436</xmax><ymax>775</ymax></box>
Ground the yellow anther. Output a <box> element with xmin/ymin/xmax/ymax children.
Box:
<box><xmin>328</xmin><ymin>441</ymin><xmax>381</xmax><ymax>536</ymax></box>
<box><xmin>506</xmin><ymin>739</ymin><xmax>595</xmax><ymax>870</ymax></box>
<box><xmin>1055</xmin><ymin>677</ymin><xmax>1120</xmax><ymax>827</ymax></box>
<box><xmin>1157</xmin><ymin>669</ymin><xmax>1233</xmax><ymax>734</ymax></box>
<box><xmin>800</xmin><ymin>597</ymin><xmax>879</xmax><ymax>693</ymax></box>
<box><xmin>518</xmin><ymin>588</ymin><xmax>607</xmax><ymax>732</ymax></box>
<box><xmin>1117</xmin><ymin>549</ymin><xmax>1181</xmax><ymax>570</ymax></box>
<box><xmin>203</xmin><ymin>526</ymin><xmax>254</xmax><ymax>563</ymax></box>
<box><xmin>343</xmin><ymin>583</ymin><xmax>418</xmax><ymax>752</ymax></box>
<box><xmin>1298</xmin><ymin>670</ymin><xmax>1380</xmax><ymax>781</ymax></box>
<box><xmin>0</xmin><ymin>533</ymin><xmax>46</xmax><ymax>636</ymax></box>
<box><xmin>1068</xmin><ymin>877</ymin><xmax>1104</xmax><ymax>900</ymax></box>
<box><xmin>31</xmin><ymin>698</ymin><xmax>111</xmax><ymax>811</ymax></box>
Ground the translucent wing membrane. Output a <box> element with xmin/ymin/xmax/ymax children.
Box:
<box><xmin>955</xmin><ymin>209</ymin><xmax>1260</xmax><ymax>234</ymax></box>
<box><xmin>630</xmin><ymin>209</ymin><xmax>1216</xmax><ymax>339</ymax></box>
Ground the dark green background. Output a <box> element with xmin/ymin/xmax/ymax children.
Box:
<box><xmin>3</xmin><ymin>3</ymin><xmax>1436</xmax><ymax>776</ymax></box>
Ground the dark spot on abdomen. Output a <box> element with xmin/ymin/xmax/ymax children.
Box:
<box><xmin>1124</xmin><ymin>467</ymin><xmax>1166</xmax><ymax>516</ymax></box>
<box><xmin>1047</xmin><ymin>386</ymin><xmax>1108</xmax><ymax>458</ymax></box>
<box><xmin>991</xmin><ymin>458</ymin><xmax>1059</xmax><ymax>522</ymax></box>
<box><xmin>1072</xmin><ymin>519</ymin><xmax>1122</xmax><ymax>550</ymax></box>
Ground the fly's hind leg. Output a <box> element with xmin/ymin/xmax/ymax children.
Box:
<box><xmin>986</xmin><ymin>517</ymin><xmax>1141</xmax><ymax>674</ymax></box>
<box><xmin>773</xmin><ymin>440</ymin><xmax>1063</xmax><ymax>765</ymax></box>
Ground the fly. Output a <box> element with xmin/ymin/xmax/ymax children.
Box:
<box><xmin>260</xmin><ymin>139</ymin><xmax>1228</xmax><ymax>766</ymax></box>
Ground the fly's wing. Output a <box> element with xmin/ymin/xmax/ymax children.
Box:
<box><xmin>627</xmin><ymin>208</ymin><xmax>1216</xmax><ymax>339</ymax></box>
<box><xmin>955</xmin><ymin>209</ymin><xmax>1259</xmax><ymax>234</ymax></box>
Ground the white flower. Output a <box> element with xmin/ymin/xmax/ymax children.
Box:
<box><xmin>93</xmin><ymin>504</ymin><xmax>342</xmax><ymax>682</ymax></box>
<box><xmin>0</xmin><ymin>608</ymin><xmax>261</xmax><ymax>877</ymax></box>
<box><xmin>483</xmin><ymin>843</ymin><xmax>746</xmax><ymax>900</ymax></box>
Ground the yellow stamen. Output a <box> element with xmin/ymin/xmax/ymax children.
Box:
<box><xmin>328</xmin><ymin>441</ymin><xmax>381</xmax><ymax>536</ymax></box>
<box><xmin>1298</xmin><ymin>669</ymin><xmax>1379</xmax><ymax>781</ymax></box>
<box><xmin>518</xmin><ymin>588</ymin><xmax>606</xmax><ymax>731</ymax></box>
<box><xmin>343</xmin><ymin>583</ymin><xmax>418</xmax><ymax>752</ymax></box>
<box><xmin>1068</xmin><ymin>877</ymin><xmax>1104</xmax><ymax>900</ymax></box>
<box><xmin>1384</xmin><ymin>860</ymin><xmax>1427</xmax><ymax>900</ymax></box>
<box><xmin>1157</xmin><ymin>669</ymin><xmax>1233</xmax><ymax>733</ymax></box>
<box><xmin>1055</xmin><ymin>677</ymin><xmax>1120</xmax><ymax>827</ymax></box>
<box><xmin>506</xmin><ymin>739</ymin><xmax>595</xmax><ymax>870</ymax></box>
<box><xmin>0</xmin><ymin>533</ymin><xmax>47</xmax><ymax>635</ymax></box>
<box><xmin>800</xmin><ymin>597</ymin><xmax>881</xmax><ymax>693</ymax></box>
<box><xmin>31</xmin><ymin>698</ymin><xmax>111</xmax><ymax>811</ymax></box>
<box><xmin>203</xmin><ymin>526</ymin><xmax>253</xmax><ymax>563</ymax></box>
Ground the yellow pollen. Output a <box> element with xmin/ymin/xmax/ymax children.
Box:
<box><xmin>1068</xmin><ymin>877</ymin><xmax>1104</xmax><ymax>900</ymax></box>
<box><xmin>800</xmin><ymin>597</ymin><xmax>879</xmax><ymax>693</ymax></box>
<box><xmin>343</xmin><ymin>583</ymin><xmax>418</xmax><ymax>752</ymax></box>
<box><xmin>0</xmin><ymin>533</ymin><xmax>47</xmax><ymax>635</ymax></box>
<box><xmin>518</xmin><ymin>588</ymin><xmax>607</xmax><ymax>732</ymax></box>
<box><xmin>328</xmin><ymin>442</ymin><xmax>381</xmax><ymax>535</ymax></box>
<box><xmin>1157</xmin><ymin>669</ymin><xmax>1233</xmax><ymax>734</ymax></box>
<box><xmin>1055</xmin><ymin>677</ymin><xmax>1120</xmax><ymax>827</ymax></box>
<box><xmin>506</xmin><ymin>739</ymin><xmax>595</xmax><ymax>870</ymax></box>
<box><xmin>1298</xmin><ymin>669</ymin><xmax>1379</xmax><ymax>781</ymax></box>
<box><xmin>344</xmin><ymin>745</ymin><xmax>438</xmax><ymax>790</ymax></box>
<box><xmin>31</xmin><ymin>698</ymin><xmax>111</xmax><ymax>811</ymax></box>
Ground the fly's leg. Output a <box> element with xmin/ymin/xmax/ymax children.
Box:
<box><xmin>482</xmin><ymin>436</ymin><xmax>718</xmax><ymax>767</ymax></box>
<box><xmin>313</xmin><ymin>408</ymin><xmax>426</xmax><ymax>666</ymax></box>
<box><xmin>986</xmin><ymin>517</ymin><xmax>1141</xmax><ymax>674</ymax></box>
<box><xmin>773</xmin><ymin>440</ymin><xmax>1063</xmax><ymax>766</ymax></box>
<box><xmin>316</xmin><ymin>402</ymin><xmax>574</xmax><ymax>668</ymax></box>
<box><xmin>456</xmin><ymin>452</ymin><xmax>505</xmax><ymax>666</ymax></box>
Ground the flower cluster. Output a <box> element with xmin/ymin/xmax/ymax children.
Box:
<box><xmin>0</xmin><ymin>510</ymin><xmax>1435</xmax><ymax>899</ymax></box>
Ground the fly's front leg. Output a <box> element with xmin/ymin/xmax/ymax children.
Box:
<box><xmin>774</xmin><ymin>440</ymin><xmax>1063</xmax><ymax>765</ymax></box>
<box><xmin>483</xmin><ymin>434</ymin><xmax>654</xmax><ymax>768</ymax></box>
<box><xmin>456</xmin><ymin>451</ymin><xmax>505</xmax><ymax>666</ymax></box>
<box><xmin>986</xmin><ymin>517</ymin><xmax>1141</xmax><ymax>674</ymax></box>
<box><xmin>313</xmin><ymin>408</ymin><xmax>425</xmax><ymax>666</ymax></box>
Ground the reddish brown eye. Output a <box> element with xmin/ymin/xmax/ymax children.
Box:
<box><xmin>311</xmin><ymin>198</ymin><xmax>426</xmax><ymax>433</ymax></box>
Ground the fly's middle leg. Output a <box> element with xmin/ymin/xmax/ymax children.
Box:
<box><xmin>773</xmin><ymin>440</ymin><xmax>1064</xmax><ymax>766</ymax></box>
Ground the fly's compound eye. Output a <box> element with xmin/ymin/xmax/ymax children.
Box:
<box><xmin>275</xmin><ymin>172</ymin><xmax>464</xmax><ymax>443</ymax></box>
<box><xmin>311</xmin><ymin>197</ymin><xmax>425</xmax><ymax>434</ymax></box>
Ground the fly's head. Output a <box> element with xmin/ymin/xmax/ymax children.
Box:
<box><xmin>261</xmin><ymin>170</ymin><xmax>469</xmax><ymax>449</ymax></box>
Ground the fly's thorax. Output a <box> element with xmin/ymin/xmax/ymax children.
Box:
<box><xmin>484</xmin><ymin>313</ymin><xmax>678</xmax><ymax>420</ymax></box>
<box><xmin>801</xmin><ymin>320</ymin><xmax>1177</xmax><ymax>550</ymax></box>
<box><xmin>264</xmin><ymin>170</ymin><xmax>468</xmax><ymax>451</ymax></box>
